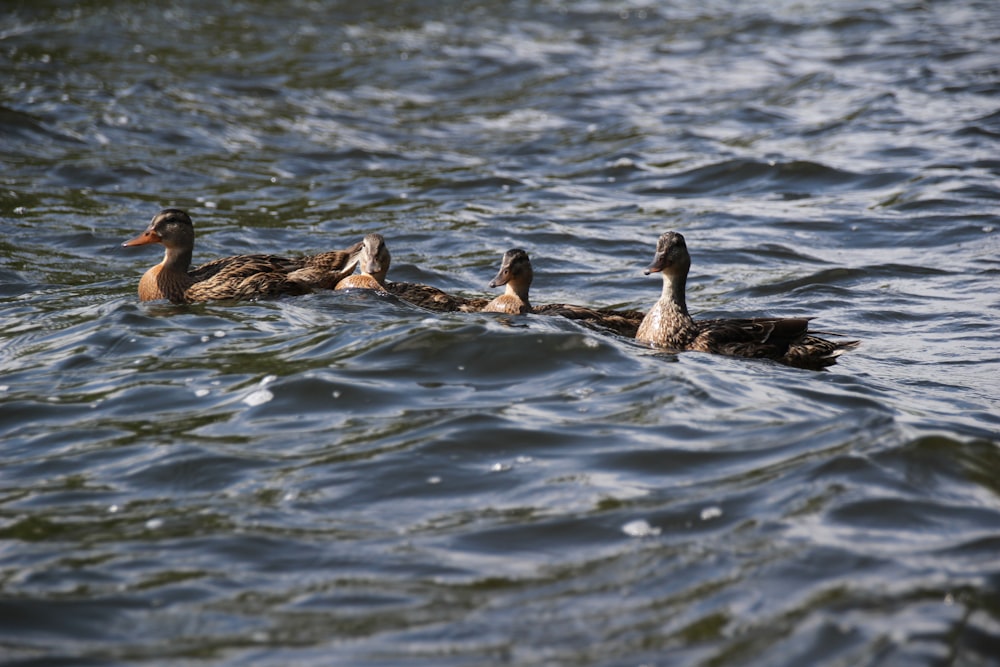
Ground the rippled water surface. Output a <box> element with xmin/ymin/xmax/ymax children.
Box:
<box><xmin>2</xmin><ymin>1</ymin><xmax>999</xmax><ymax>665</ymax></box>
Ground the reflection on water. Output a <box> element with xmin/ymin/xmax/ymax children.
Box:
<box><xmin>2</xmin><ymin>0</ymin><xmax>999</xmax><ymax>664</ymax></box>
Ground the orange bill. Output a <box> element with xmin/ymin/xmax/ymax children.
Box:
<box><xmin>122</xmin><ymin>229</ymin><xmax>161</xmax><ymax>247</ymax></box>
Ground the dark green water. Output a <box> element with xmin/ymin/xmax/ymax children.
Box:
<box><xmin>2</xmin><ymin>1</ymin><xmax>999</xmax><ymax>665</ymax></box>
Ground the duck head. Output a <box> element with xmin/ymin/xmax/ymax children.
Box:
<box><xmin>122</xmin><ymin>209</ymin><xmax>195</xmax><ymax>251</ymax></box>
<box><xmin>359</xmin><ymin>232</ymin><xmax>390</xmax><ymax>283</ymax></box>
<box><xmin>489</xmin><ymin>248</ymin><xmax>533</xmax><ymax>290</ymax></box>
<box><xmin>643</xmin><ymin>231</ymin><xmax>691</xmax><ymax>279</ymax></box>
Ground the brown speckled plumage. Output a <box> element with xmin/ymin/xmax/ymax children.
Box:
<box><xmin>533</xmin><ymin>302</ymin><xmax>645</xmax><ymax>338</ymax></box>
<box><xmin>635</xmin><ymin>231</ymin><xmax>859</xmax><ymax>369</ymax></box>
<box><xmin>384</xmin><ymin>281</ymin><xmax>488</xmax><ymax>312</ymax></box>
<box><xmin>122</xmin><ymin>209</ymin><xmax>362</xmax><ymax>304</ymax></box>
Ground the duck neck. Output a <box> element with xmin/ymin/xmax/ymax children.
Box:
<box><xmin>506</xmin><ymin>279</ymin><xmax>531</xmax><ymax>311</ymax></box>
<box><xmin>161</xmin><ymin>244</ymin><xmax>193</xmax><ymax>274</ymax></box>
<box><xmin>659</xmin><ymin>271</ymin><xmax>688</xmax><ymax>316</ymax></box>
<box><xmin>148</xmin><ymin>244</ymin><xmax>195</xmax><ymax>302</ymax></box>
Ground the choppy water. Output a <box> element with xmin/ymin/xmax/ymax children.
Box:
<box><xmin>2</xmin><ymin>1</ymin><xmax>999</xmax><ymax>665</ymax></box>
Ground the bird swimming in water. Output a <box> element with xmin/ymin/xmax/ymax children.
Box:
<box><xmin>480</xmin><ymin>248</ymin><xmax>645</xmax><ymax>337</ymax></box>
<box><xmin>635</xmin><ymin>231</ymin><xmax>859</xmax><ymax>369</ymax></box>
<box><xmin>122</xmin><ymin>208</ymin><xmax>363</xmax><ymax>304</ymax></box>
<box><xmin>333</xmin><ymin>234</ymin><xmax>491</xmax><ymax>311</ymax></box>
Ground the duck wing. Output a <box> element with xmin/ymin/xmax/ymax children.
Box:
<box><xmin>694</xmin><ymin>317</ymin><xmax>859</xmax><ymax>369</ymax></box>
<box><xmin>287</xmin><ymin>243</ymin><xmax>364</xmax><ymax>289</ymax></box>
<box><xmin>188</xmin><ymin>254</ymin><xmax>305</xmax><ymax>282</ymax></box>
<box><xmin>385</xmin><ymin>281</ymin><xmax>489</xmax><ymax>312</ymax></box>
<box><xmin>188</xmin><ymin>242</ymin><xmax>364</xmax><ymax>293</ymax></box>
<box><xmin>182</xmin><ymin>255</ymin><xmax>311</xmax><ymax>301</ymax></box>
<box><xmin>184</xmin><ymin>271</ymin><xmax>311</xmax><ymax>302</ymax></box>
<box><xmin>784</xmin><ymin>335</ymin><xmax>860</xmax><ymax>370</ymax></box>
<box><xmin>691</xmin><ymin>317</ymin><xmax>811</xmax><ymax>356</ymax></box>
<box><xmin>535</xmin><ymin>303</ymin><xmax>646</xmax><ymax>338</ymax></box>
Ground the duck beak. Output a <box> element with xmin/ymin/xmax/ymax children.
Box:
<box><xmin>643</xmin><ymin>250</ymin><xmax>667</xmax><ymax>275</ymax></box>
<box><xmin>122</xmin><ymin>228</ymin><xmax>161</xmax><ymax>247</ymax></box>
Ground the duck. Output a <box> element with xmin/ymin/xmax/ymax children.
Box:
<box><xmin>483</xmin><ymin>248</ymin><xmax>533</xmax><ymax>315</ymax></box>
<box><xmin>122</xmin><ymin>208</ymin><xmax>363</xmax><ymax>304</ymax></box>
<box><xmin>482</xmin><ymin>248</ymin><xmax>646</xmax><ymax>337</ymax></box>
<box><xmin>335</xmin><ymin>233</ymin><xmax>491</xmax><ymax>311</ymax></box>
<box><xmin>335</xmin><ymin>232</ymin><xmax>390</xmax><ymax>291</ymax></box>
<box><xmin>635</xmin><ymin>231</ymin><xmax>859</xmax><ymax>369</ymax></box>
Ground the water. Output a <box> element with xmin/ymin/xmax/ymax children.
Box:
<box><xmin>2</xmin><ymin>1</ymin><xmax>999</xmax><ymax>665</ymax></box>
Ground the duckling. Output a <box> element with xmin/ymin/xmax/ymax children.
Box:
<box><xmin>121</xmin><ymin>209</ymin><xmax>363</xmax><ymax>304</ymax></box>
<box><xmin>481</xmin><ymin>248</ymin><xmax>646</xmax><ymax>336</ymax></box>
<box><xmin>635</xmin><ymin>231</ymin><xmax>859</xmax><ymax>369</ymax></box>
<box><xmin>335</xmin><ymin>232</ymin><xmax>390</xmax><ymax>291</ymax></box>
